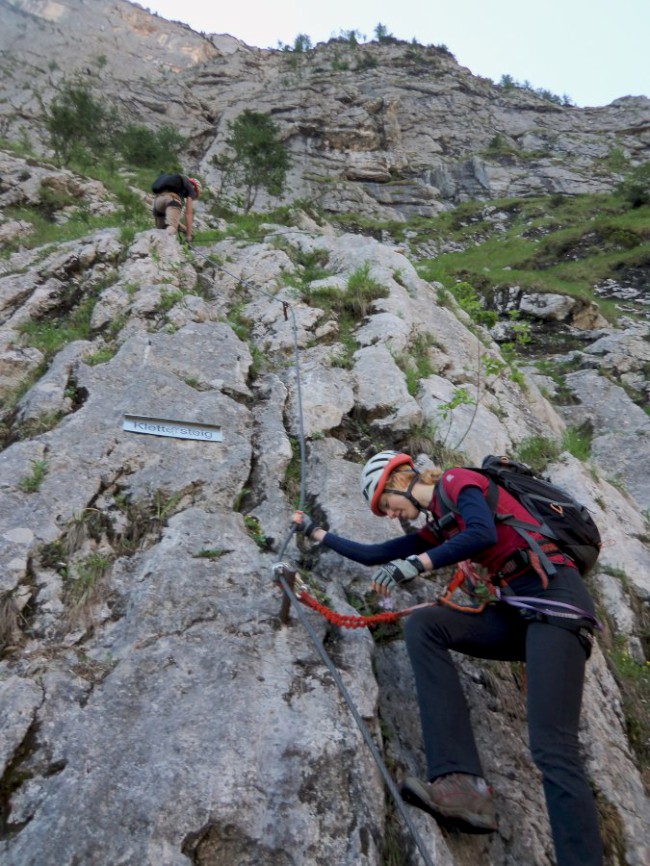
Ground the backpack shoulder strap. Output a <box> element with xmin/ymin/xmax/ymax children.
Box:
<box><xmin>437</xmin><ymin>471</ymin><xmax>559</xmax><ymax>579</ymax></box>
<box><xmin>436</xmin><ymin>471</ymin><xmax>499</xmax><ymax>515</ymax></box>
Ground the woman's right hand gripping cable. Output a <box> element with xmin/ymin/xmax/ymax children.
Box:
<box><xmin>292</xmin><ymin>510</ymin><xmax>319</xmax><ymax>539</ymax></box>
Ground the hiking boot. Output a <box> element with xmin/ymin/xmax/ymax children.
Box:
<box><xmin>401</xmin><ymin>773</ymin><xmax>498</xmax><ymax>834</ymax></box>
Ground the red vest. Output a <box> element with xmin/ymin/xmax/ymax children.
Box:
<box><xmin>418</xmin><ymin>467</ymin><xmax>558</xmax><ymax>575</ymax></box>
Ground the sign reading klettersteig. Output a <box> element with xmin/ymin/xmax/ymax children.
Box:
<box><xmin>123</xmin><ymin>414</ymin><xmax>223</xmax><ymax>442</ymax></box>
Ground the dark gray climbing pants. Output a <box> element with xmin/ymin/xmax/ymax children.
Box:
<box><xmin>403</xmin><ymin>565</ymin><xmax>603</xmax><ymax>866</ymax></box>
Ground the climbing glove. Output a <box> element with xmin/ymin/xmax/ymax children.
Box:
<box><xmin>293</xmin><ymin>511</ymin><xmax>318</xmax><ymax>539</ymax></box>
<box><xmin>372</xmin><ymin>555</ymin><xmax>425</xmax><ymax>594</ymax></box>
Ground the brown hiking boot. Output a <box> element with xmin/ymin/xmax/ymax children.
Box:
<box><xmin>401</xmin><ymin>773</ymin><xmax>498</xmax><ymax>834</ymax></box>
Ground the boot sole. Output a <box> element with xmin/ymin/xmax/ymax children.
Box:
<box><xmin>400</xmin><ymin>779</ymin><xmax>498</xmax><ymax>835</ymax></box>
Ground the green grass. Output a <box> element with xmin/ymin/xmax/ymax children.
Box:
<box><xmin>561</xmin><ymin>424</ymin><xmax>593</xmax><ymax>461</ymax></box>
<box><xmin>414</xmin><ymin>192</ymin><xmax>650</xmax><ymax>322</ymax></box>
<box><xmin>278</xmin><ymin>246</ymin><xmax>332</xmax><ymax>288</ymax></box>
<box><xmin>0</xmin><ymin>150</ymin><xmax>153</xmax><ymax>255</ymax></box>
<box><xmin>514</xmin><ymin>435</ymin><xmax>562</xmax><ymax>473</ymax></box>
<box><xmin>196</xmin><ymin>205</ymin><xmax>300</xmax><ymax>244</ymax></box>
<box><xmin>85</xmin><ymin>344</ymin><xmax>119</xmax><ymax>366</ymax></box>
<box><xmin>303</xmin><ymin>261</ymin><xmax>387</xmax><ymax>318</ymax></box>
<box><xmin>608</xmin><ymin>636</ymin><xmax>650</xmax><ymax>782</ymax></box>
<box><xmin>3</xmin><ymin>205</ymin><xmax>124</xmax><ymax>252</ymax></box>
<box><xmin>192</xmin><ymin>548</ymin><xmax>227</xmax><ymax>559</ymax></box>
<box><xmin>395</xmin><ymin>332</ymin><xmax>438</xmax><ymax>396</ymax></box>
<box><xmin>18</xmin><ymin>292</ymin><xmax>98</xmax><ymax>357</ymax></box>
<box><xmin>18</xmin><ymin>459</ymin><xmax>48</xmax><ymax>492</ymax></box>
<box><xmin>243</xmin><ymin>515</ymin><xmax>270</xmax><ymax>549</ymax></box>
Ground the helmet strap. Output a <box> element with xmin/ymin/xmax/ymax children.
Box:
<box><xmin>384</xmin><ymin>473</ymin><xmax>425</xmax><ymax>513</ymax></box>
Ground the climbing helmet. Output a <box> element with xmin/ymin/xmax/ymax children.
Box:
<box><xmin>188</xmin><ymin>177</ymin><xmax>201</xmax><ymax>198</ymax></box>
<box><xmin>360</xmin><ymin>450</ymin><xmax>415</xmax><ymax>516</ymax></box>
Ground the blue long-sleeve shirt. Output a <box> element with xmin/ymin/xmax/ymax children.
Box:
<box><xmin>320</xmin><ymin>487</ymin><xmax>497</xmax><ymax>570</ymax></box>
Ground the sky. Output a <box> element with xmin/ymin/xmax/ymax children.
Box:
<box><xmin>140</xmin><ymin>0</ymin><xmax>649</xmax><ymax>108</ymax></box>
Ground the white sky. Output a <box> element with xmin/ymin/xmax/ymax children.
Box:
<box><xmin>140</xmin><ymin>0</ymin><xmax>649</xmax><ymax>108</ymax></box>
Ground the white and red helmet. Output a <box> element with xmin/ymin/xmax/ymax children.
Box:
<box><xmin>360</xmin><ymin>450</ymin><xmax>415</xmax><ymax>516</ymax></box>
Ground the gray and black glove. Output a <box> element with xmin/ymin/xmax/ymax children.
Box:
<box><xmin>293</xmin><ymin>511</ymin><xmax>319</xmax><ymax>538</ymax></box>
<box><xmin>371</xmin><ymin>555</ymin><xmax>425</xmax><ymax>593</ymax></box>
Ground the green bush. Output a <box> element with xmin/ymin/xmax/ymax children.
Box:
<box><xmin>116</xmin><ymin>123</ymin><xmax>185</xmax><ymax>169</ymax></box>
<box><xmin>374</xmin><ymin>23</ymin><xmax>392</xmax><ymax>42</ymax></box>
<box><xmin>278</xmin><ymin>33</ymin><xmax>312</xmax><ymax>52</ymax></box>
<box><xmin>45</xmin><ymin>81</ymin><xmax>184</xmax><ymax>173</ymax></box>
<box><xmin>618</xmin><ymin>162</ymin><xmax>650</xmax><ymax>209</ymax></box>
<box><xmin>450</xmin><ymin>281</ymin><xmax>497</xmax><ymax>328</ymax></box>
<box><xmin>46</xmin><ymin>82</ymin><xmax>116</xmax><ymax>164</ymax></box>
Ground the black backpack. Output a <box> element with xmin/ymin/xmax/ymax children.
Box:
<box><xmin>435</xmin><ymin>455</ymin><xmax>602</xmax><ymax>577</ymax></box>
<box><xmin>151</xmin><ymin>173</ymin><xmax>184</xmax><ymax>195</ymax></box>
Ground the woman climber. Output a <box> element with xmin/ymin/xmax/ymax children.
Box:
<box><xmin>293</xmin><ymin>450</ymin><xmax>603</xmax><ymax>866</ymax></box>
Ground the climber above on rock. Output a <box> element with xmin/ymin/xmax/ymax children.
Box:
<box><xmin>293</xmin><ymin>449</ymin><xmax>604</xmax><ymax>866</ymax></box>
<box><xmin>151</xmin><ymin>172</ymin><xmax>201</xmax><ymax>243</ymax></box>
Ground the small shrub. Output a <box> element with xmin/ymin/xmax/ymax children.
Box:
<box><xmin>46</xmin><ymin>81</ymin><xmax>115</xmax><ymax>164</ymax></box>
<box><xmin>617</xmin><ymin>162</ymin><xmax>650</xmax><ymax>209</ymax></box>
<box><xmin>278</xmin><ymin>34</ymin><xmax>312</xmax><ymax>52</ymax></box>
<box><xmin>355</xmin><ymin>52</ymin><xmax>378</xmax><ymax>72</ymax></box>
<box><xmin>331</xmin><ymin>53</ymin><xmax>350</xmax><ymax>72</ymax></box>
<box><xmin>374</xmin><ymin>23</ymin><xmax>393</xmax><ymax>42</ymax></box>
<box><xmin>486</xmin><ymin>134</ymin><xmax>517</xmax><ymax>156</ymax></box>
<box><xmin>449</xmin><ymin>281</ymin><xmax>497</xmax><ymax>328</ymax></box>
<box><xmin>514</xmin><ymin>435</ymin><xmax>561</xmax><ymax>473</ymax></box>
<box><xmin>438</xmin><ymin>386</ymin><xmax>476</xmax><ymax>421</ymax></box>
<box><xmin>219</xmin><ymin>110</ymin><xmax>291</xmax><ymax>213</ymax></box>
<box><xmin>66</xmin><ymin>551</ymin><xmax>113</xmax><ymax>607</ymax></box>
<box><xmin>116</xmin><ymin>123</ymin><xmax>185</xmax><ymax>169</ymax></box>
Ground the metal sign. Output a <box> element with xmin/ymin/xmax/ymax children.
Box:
<box><xmin>123</xmin><ymin>414</ymin><xmax>223</xmax><ymax>442</ymax></box>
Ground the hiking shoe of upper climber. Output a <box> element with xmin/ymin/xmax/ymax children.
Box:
<box><xmin>401</xmin><ymin>772</ymin><xmax>498</xmax><ymax>834</ymax></box>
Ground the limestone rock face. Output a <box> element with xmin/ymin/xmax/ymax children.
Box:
<box><xmin>0</xmin><ymin>4</ymin><xmax>649</xmax><ymax>865</ymax></box>
<box><xmin>2</xmin><ymin>1</ymin><xmax>650</xmax><ymax>220</ymax></box>
<box><xmin>1</xmin><ymin>209</ymin><xmax>649</xmax><ymax>865</ymax></box>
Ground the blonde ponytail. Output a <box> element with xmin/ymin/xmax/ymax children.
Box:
<box><xmin>386</xmin><ymin>465</ymin><xmax>442</xmax><ymax>490</ymax></box>
<box><xmin>420</xmin><ymin>467</ymin><xmax>443</xmax><ymax>485</ymax></box>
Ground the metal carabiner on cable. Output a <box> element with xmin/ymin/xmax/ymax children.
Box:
<box><xmin>273</xmin><ymin>562</ymin><xmax>307</xmax><ymax>623</ymax></box>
